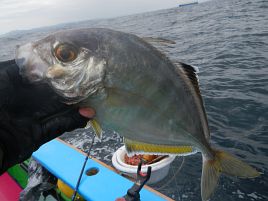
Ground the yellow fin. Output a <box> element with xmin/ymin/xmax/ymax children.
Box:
<box><xmin>217</xmin><ymin>151</ymin><xmax>260</xmax><ymax>178</ymax></box>
<box><xmin>86</xmin><ymin>119</ymin><xmax>103</xmax><ymax>141</ymax></box>
<box><xmin>124</xmin><ymin>138</ymin><xmax>195</xmax><ymax>155</ymax></box>
<box><xmin>201</xmin><ymin>150</ymin><xmax>260</xmax><ymax>201</ymax></box>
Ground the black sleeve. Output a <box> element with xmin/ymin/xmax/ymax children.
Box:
<box><xmin>0</xmin><ymin>108</ymin><xmax>88</xmax><ymax>175</ymax></box>
<box><xmin>0</xmin><ymin>60</ymin><xmax>89</xmax><ymax>174</ymax></box>
<box><xmin>0</xmin><ymin>60</ymin><xmax>20</xmax><ymax>109</ymax></box>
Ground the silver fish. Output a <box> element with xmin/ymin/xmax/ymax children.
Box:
<box><xmin>15</xmin><ymin>28</ymin><xmax>260</xmax><ymax>201</ymax></box>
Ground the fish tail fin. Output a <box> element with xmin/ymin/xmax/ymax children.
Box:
<box><xmin>201</xmin><ymin>149</ymin><xmax>260</xmax><ymax>201</ymax></box>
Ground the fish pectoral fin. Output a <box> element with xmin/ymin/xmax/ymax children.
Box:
<box><xmin>86</xmin><ymin>119</ymin><xmax>103</xmax><ymax>141</ymax></box>
<box><xmin>201</xmin><ymin>150</ymin><xmax>260</xmax><ymax>201</ymax></box>
<box><xmin>124</xmin><ymin>138</ymin><xmax>195</xmax><ymax>155</ymax></box>
<box><xmin>142</xmin><ymin>37</ymin><xmax>176</xmax><ymax>45</ymax></box>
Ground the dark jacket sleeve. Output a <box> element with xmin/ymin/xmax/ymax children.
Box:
<box><xmin>0</xmin><ymin>109</ymin><xmax>88</xmax><ymax>175</ymax></box>
<box><xmin>0</xmin><ymin>60</ymin><xmax>19</xmax><ymax>109</ymax></box>
<box><xmin>0</xmin><ymin>60</ymin><xmax>89</xmax><ymax>174</ymax></box>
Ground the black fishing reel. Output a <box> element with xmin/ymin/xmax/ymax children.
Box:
<box><xmin>116</xmin><ymin>161</ymin><xmax>152</xmax><ymax>201</ymax></box>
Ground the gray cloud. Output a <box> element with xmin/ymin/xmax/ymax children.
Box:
<box><xmin>0</xmin><ymin>0</ymin><xmax>177</xmax><ymax>34</ymax></box>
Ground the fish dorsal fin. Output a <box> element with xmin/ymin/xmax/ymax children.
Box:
<box><xmin>124</xmin><ymin>138</ymin><xmax>197</xmax><ymax>156</ymax></box>
<box><xmin>175</xmin><ymin>62</ymin><xmax>201</xmax><ymax>97</ymax></box>
<box><xmin>173</xmin><ymin>62</ymin><xmax>210</xmax><ymax>139</ymax></box>
<box><xmin>142</xmin><ymin>37</ymin><xmax>176</xmax><ymax>46</ymax></box>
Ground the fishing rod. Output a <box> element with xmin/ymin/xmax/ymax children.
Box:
<box><xmin>71</xmin><ymin>120</ymin><xmax>99</xmax><ymax>201</ymax></box>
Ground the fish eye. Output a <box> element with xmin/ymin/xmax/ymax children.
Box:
<box><xmin>54</xmin><ymin>44</ymin><xmax>78</xmax><ymax>63</ymax></box>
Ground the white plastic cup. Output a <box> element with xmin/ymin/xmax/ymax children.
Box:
<box><xmin>112</xmin><ymin>146</ymin><xmax>176</xmax><ymax>184</ymax></box>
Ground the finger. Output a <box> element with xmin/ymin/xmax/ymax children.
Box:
<box><xmin>79</xmin><ymin>107</ymin><xmax>96</xmax><ymax>118</ymax></box>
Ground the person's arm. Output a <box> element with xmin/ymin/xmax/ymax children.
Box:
<box><xmin>0</xmin><ymin>60</ymin><xmax>94</xmax><ymax>174</ymax></box>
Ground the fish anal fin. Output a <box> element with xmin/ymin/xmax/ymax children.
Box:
<box><xmin>124</xmin><ymin>138</ymin><xmax>195</xmax><ymax>155</ymax></box>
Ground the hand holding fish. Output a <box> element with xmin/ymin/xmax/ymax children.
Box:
<box><xmin>0</xmin><ymin>60</ymin><xmax>95</xmax><ymax>174</ymax></box>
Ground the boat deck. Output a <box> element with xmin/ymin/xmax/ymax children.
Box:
<box><xmin>32</xmin><ymin>138</ymin><xmax>173</xmax><ymax>201</ymax></box>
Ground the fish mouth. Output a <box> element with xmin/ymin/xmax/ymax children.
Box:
<box><xmin>15</xmin><ymin>43</ymin><xmax>48</xmax><ymax>83</ymax></box>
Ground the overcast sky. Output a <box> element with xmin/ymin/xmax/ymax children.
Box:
<box><xmin>0</xmin><ymin>0</ymin><xmax>178</xmax><ymax>35</ymax></box>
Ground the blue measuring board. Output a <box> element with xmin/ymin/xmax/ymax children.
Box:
<box><xmin>32</xmin><ymin>139</ymin><xmax>172</xmax><ymax>201</ymax></box>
